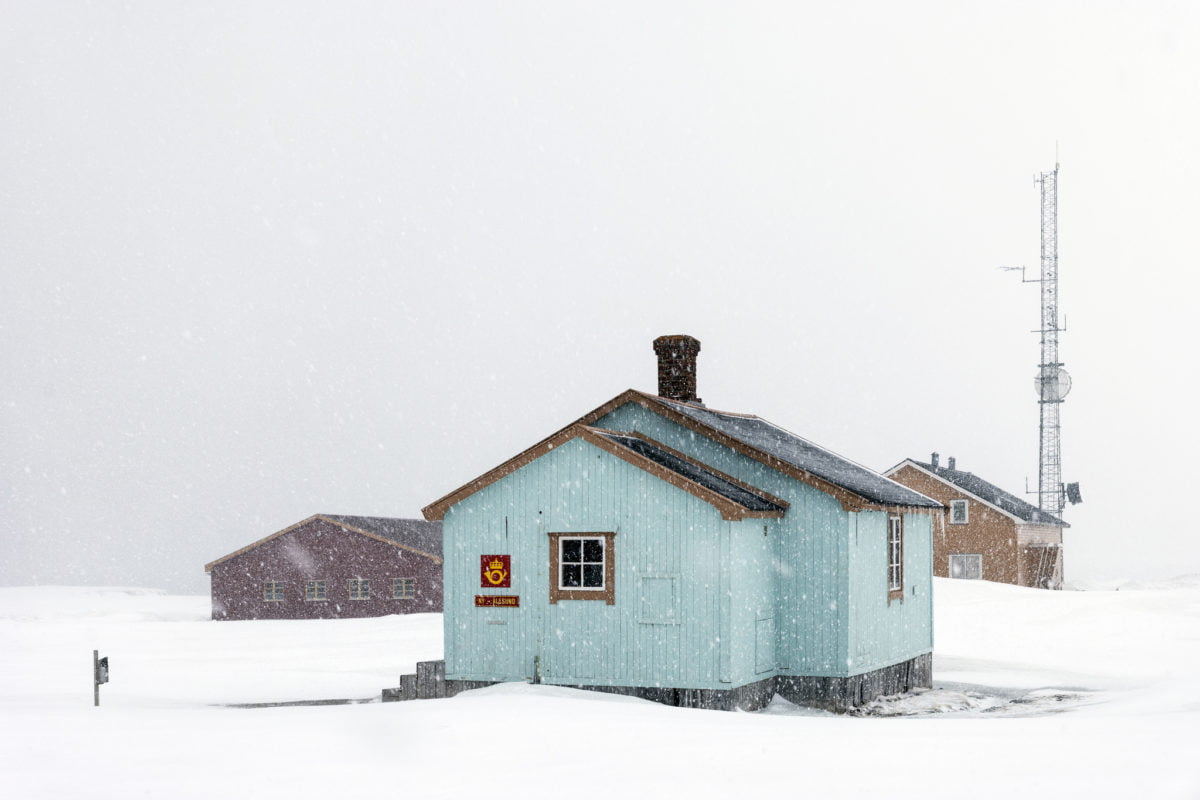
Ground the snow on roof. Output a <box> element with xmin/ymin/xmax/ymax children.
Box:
<box><xmin>644</xmin><ymin>394</ymin><xmax>942</xmax><ymax>509</ymax></box>
<box><xmin>205</xmin><ymin>515</ymin><xmax>443</xmax><ymax>572</ymax></box>
<box><xmin>320</xmin><ymin>515</ymin><xmax>443</xmax><ymax>556</ymax></box>
<box><xmin>903</xmin><ymin>461</ymin><xmax>1067</xmax><ymax>526</ymax></box>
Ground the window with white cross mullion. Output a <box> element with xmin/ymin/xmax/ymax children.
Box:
<box><xmin>559</xmin><ymin>536</ymin><xmax>605</xmax><ymax>590</ymax></box>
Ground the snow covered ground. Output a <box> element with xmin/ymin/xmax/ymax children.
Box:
<box><xmin>2</xmin><ymin>578</ymin><xmax>1198</xmax><ymax>799</ymax></box>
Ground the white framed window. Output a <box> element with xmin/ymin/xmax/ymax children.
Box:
<box><xmin>887</xmin><ymin>514</ymin><xmax>904</xmax><ymax>598</ymax></box>
<box><xmin>560</xmin><ymin>536</ymin><xmax>605</xmax><ymax>590</ymax></box>
<box><xmin>263</xmin><ymin>581</ymin><xmax>284</xmax><ymax>602</ymax></box>
<box><xmin>305</xmin><ymin>580</ymin><xmax>327</xmax><ymax>601</ymax></box>
<box><xmin>950</xmin><ymin>499</ymin><xmax>969</xmax><ymax>524</ymax></box>
<box><xmin>548</xmin><ymin>531</ymin><xmax>615</xmax><ymax>604</ymax></box>
<box><xmin>348</xmin><ymin>578</ymin><xmax>370</xmax><ymax>600</ymax></box>
<box><xmin>393</xmin><ymin>577</ymin><xmax>415</xmax><ymax>600</ymax></box>
<box><xmin>949</xmin><ymin>554</ymin><xmax>983</xmax><ymax>580</ymax></box>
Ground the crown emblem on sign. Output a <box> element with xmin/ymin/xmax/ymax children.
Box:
<box><xmin>488</xmin><ymin>559</ymin><xmax>505</xmax><ymax>570</ymax></box>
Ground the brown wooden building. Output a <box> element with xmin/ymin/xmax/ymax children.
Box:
<box><xmin>205</xmin><ymin>514</ymin><xmax>443</xmax><ymax>620</ymax></box>
<box><xmin>885</xmin><ymin>455</ymin><xmax>1068</xmax><ymax>589</ymax></box>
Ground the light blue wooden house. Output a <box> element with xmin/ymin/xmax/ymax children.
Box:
<box><xmin>422</xmin><ymin>335</ymin><xmax>941</xmax><ymax>710</ymax></box>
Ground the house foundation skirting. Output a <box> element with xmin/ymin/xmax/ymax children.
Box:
<box><xmin>550</xmin><ymin>678</ymin><xmax>778</xmax><ymax>712</ymax></box>
<box><xmin>383</xmin><ymin>653</ymin><xmax>932</xmax><ymax>712</ymax></box>
<box><xmin>776</xmin><ymin>652</ymin><xmax>933</xmax><ymax>712</ymax></box>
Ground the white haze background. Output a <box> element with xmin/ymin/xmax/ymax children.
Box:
<box><xmin>3</xmin><ymin>2</ymin><xmax>1198</xmax><ymax>593</ymax></box>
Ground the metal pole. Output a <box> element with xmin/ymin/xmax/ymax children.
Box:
<box><xmin>1036</xmin><ymin>164</ymin><xmax>1065</xmax><ymax>518</ymax></box>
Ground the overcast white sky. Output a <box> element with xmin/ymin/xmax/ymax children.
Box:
<box><xmin>3</xmin><ymin>2</ymin><xmax>1198</xmax><ymax>593</ymax></box>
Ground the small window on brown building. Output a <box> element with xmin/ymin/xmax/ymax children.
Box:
<box><xmin>263</xmin><ymin>581</ymin><xmax>284</xmax><ymax>602</ymax></box>
<box><xmin>949</xmin><ymin>553</ymin><xmax>983</xmax><ymax>580</ymax></box>
<box><xmin>348</xmin><ymin>578</ymin><xmax>370</xmax><ymax>600</ymax></box>
<box><xmin>305</xmin><ymin>580</ymin><xmax>328</xmax><ymax>601</ymax></box>
<box><xmin>950</xmin><ymin>499</ymin><xmax>969</xmax><ymax>524</ymax></box>
<box><xmin>393</xmin><ymin>577</ymin><xmax>415</xmax><ymax>599</ymax></box>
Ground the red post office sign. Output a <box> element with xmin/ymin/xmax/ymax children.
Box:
<box><xmin>480</xmin><ymin>554</ymin><xmax>511</xmax><ymax>588</ymax></box>
<box><xmin>475</xmin><ymin>595</ymin><xmax>519</xmax><ymax>607</ymax></box>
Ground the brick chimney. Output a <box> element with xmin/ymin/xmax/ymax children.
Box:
<box><xmin>653</xmin><ymin>335</ymin><xmax>702</xmax><ymax>404</ymax></box>
<box><xmin>947</xmin><ymin>456</ymin><xmax>957</xmax><ymax>471</ymax></box>
<box><xmin>930</xmin><ymin>452</ymin><xmax>940</xmax><ymax>468</ymax></box>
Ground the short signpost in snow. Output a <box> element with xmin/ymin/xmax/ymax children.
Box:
<box><xmin>93</xmin><ymin>649</ymin><xmax>109</xmax><ymax>707</ymax></box>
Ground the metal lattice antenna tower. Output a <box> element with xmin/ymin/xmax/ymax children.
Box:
<box><xmin>1034</xmin><ymin>164</ymin><xmax>1069</xmax><ymax>517</ymax></box>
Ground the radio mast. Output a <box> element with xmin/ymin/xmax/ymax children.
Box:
<box><xmin>1034</xmin><ymin>164</ymin><xmax>1069</xmax><ymax>517</ymax></box>
<box><xmin>1001</xmin><ymin>161</ymin><xmax>1080</xmax><ymax>588</ymax></box>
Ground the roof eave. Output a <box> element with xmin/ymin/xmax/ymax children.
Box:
<box><xmin>422</xmin><ymin>389</ymin><xmax>652</xmax><ymax>520</ymax></box>
<box><xmin>632</xmin><ymin>391</ymin><xmax>939</xmax><ymax>512</ymax></box>
<box><xmin>204</xmin><ymin>514</ymin><xmax>322</xmax><ymax>573</ymax></box>
<box><xmin>424</xmin><ymin>419</ymin><xmax>787</xmax><ymax>522</ymax></box>
<box><xmin>886</xmin><ymin>460</ymin><xmax>1065</xmax><ymax>526</ymax></box>
<box><xmin>423</xmin><ymin>388</ymin><xmax>938</xmax><ymax>520</ymax></box>
<box><xmin>205</xmin><ymin>514</ymin><xmax>443</xmax><ymax>572</ymax></box>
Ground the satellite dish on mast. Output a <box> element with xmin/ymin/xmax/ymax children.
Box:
<box><xmin>1035</xmin><ymin>366</ymin><xmax>1072</xmax><ymax>402</ymax></box>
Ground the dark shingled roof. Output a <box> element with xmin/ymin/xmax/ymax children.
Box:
<box><xmin>906</xmin><ymin>462</ymin><xmax>1068</xmax><ymax>526</ymax></box>
<box><xmin>595</xmin><ymin>431</ymin><xmax>786</xmax><ymax>513</ymax></box>
<box><xmin>321</xmin><ymin>515</ymin><xmax>443</xmax><ymax>555</ymax></box>
<box><xmin>643</xmin><ymin>394</ymin><xmax>941</xmax><ymax>509</ymax></box>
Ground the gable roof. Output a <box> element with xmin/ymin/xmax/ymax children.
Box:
<box><xmin>422</xmin><ymin>389</ymin><xmax>939</xmax><ymax>519</ymax></box>
<box><xmin>204</xmin><ymin>514</ymin><xmax>443</xmax><ymax>573</ymax></box>
<box><xmin>319</xmin><ymin>515</ymin><xmax>443</xmax><ymax>556</ymax></box>
<box><xmin>886</xmin><ymin>459</ymin><xmax>1068</xmax><ymax>527</ymax></box>
<box><xmin>640</xmin><ymin>393</ymin><xmax>941</xmax><ymax>510</ymax></box>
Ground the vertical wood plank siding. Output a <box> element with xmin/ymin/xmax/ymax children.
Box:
<box><xmin>846</xmin><ymin>511</ymin><xmax>934</xmax><ymax>674</ymax></box>
<box><xmin>598</xmin><ymin>402</ymin><xmax>930</xmax><ymax>678</ymax></box>
<box><xmin>446</xmin><ymin>437</ymin><xmax>728</xmax><ymax>688</ymax></box>
<box><xmin>443</xmin><ymin>400</ymin><xmax>933</xmax><ymax>689</ymax></box>
<box><xmin>597</xmin><ymin>403</ymin><xmax>850</xmax><ymax>676</ymax></box>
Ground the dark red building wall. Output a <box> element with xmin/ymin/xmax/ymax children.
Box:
<box><xmin>210</xmin><ymin>518</ymin><xmax>443</xmax><ymax>620</ymax></box>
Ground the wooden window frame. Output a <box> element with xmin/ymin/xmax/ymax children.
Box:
<box><xmin>949</xmin><ymin>553</ymin><xmax>983</xmax><ymax>580</ymax></box>
<box><xmin>348</xmin><ymin>578</ymin><xmax>370</xmax><ymax>600</ymax></box>
<box><xmin>392</xmin><ymin>577</ymin><xmax>415</xmax><ymax>600</ymax></box>
<box><xmin>949</xmin><ymin>499</ymin><xmax>969</xmax><ymax>525</ymax></box>
<box><xmin>548</xmin><ymin>532</ymin><xmax>615</xmax><ymax>605</ymax></box>
<box><xmin>304</xmin><ymin>579</ymin><xmax>328</xmax><ymax>601</ymax></box>
<box><xmin>887</xmin><ymin>514</ymin><xmax>904</xmax><ymax>602</ymax></box>
<box><xmin>263</xmin><ymin>581</ymin><xmax>285</xmax><ymax>602</ymax></box>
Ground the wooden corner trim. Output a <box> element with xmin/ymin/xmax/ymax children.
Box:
<box><xmin>422</xmin><ymin>425</ymin><xmax>581</xmax><ymax>520</ymax></box>
<box><xmin>422</xmin><ymin>390</ymin><xmax>649</xmax><ymax>520</ymax></box>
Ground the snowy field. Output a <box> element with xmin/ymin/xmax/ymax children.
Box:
<box><xmin>2</xmin><ymin>578</ymin><xmax>1198</xmax><ymax>799</ymax></box>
